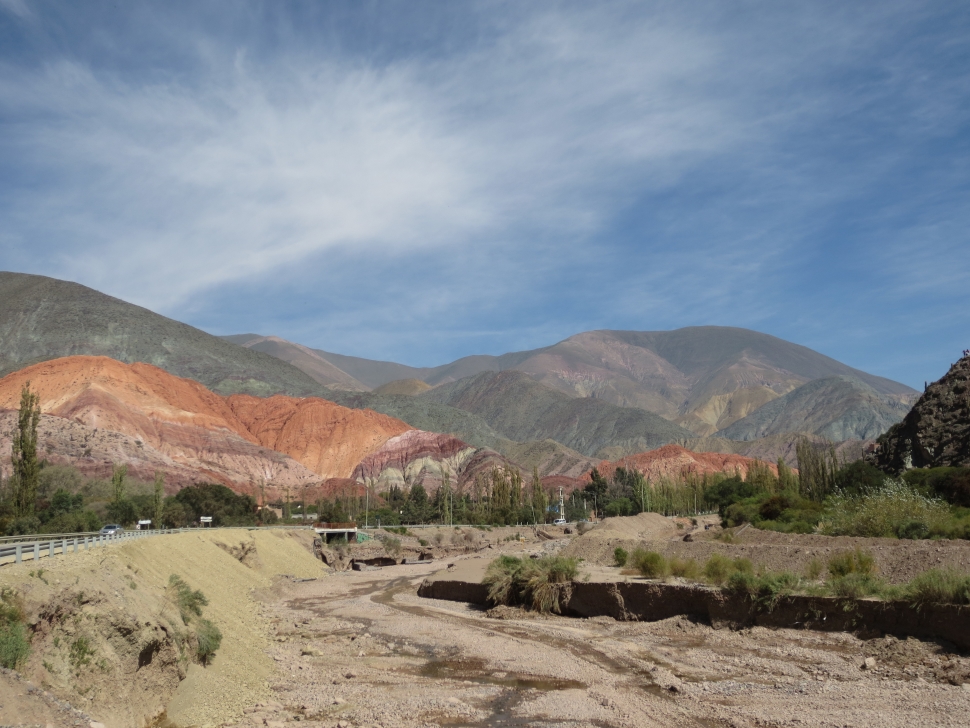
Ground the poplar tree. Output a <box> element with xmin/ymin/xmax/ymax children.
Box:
<box><xmin>12</xmin><ymin>382</ymin><xmax>41</xmax><ymax>518</ymax></box>
<box><xmin>152</xmin><ymin>471</ymin><xmax>165</xmax><ymax>529</ymax></box>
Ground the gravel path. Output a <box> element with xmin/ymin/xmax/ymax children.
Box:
<box><xmin>224</xmin><ymin>556</ymin><xmax>970</xmax><ymax>728</ymax></box>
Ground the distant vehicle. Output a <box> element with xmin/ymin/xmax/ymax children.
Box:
<box><xmin>100</xmin><ymin>524</ymin><xmax>124</xmax><ymax>535</ymax></box>
<box><xmin>552</xmin><ymin>518</ymin><xmax>567</xmax><ymax>526</ymax></box>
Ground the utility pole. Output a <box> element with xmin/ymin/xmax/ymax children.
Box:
<box><xmin>559</xmin><ymin>486</ymin><xmax>565</xmax><ymax>521</ymax></box>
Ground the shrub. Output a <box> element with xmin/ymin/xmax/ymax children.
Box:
<box><xmin>827</xmin><ymin>549</ymin><xmax>875</xmax><ymax>578</ymax></box>
<box><xmin>0</xmin><ymin>623</ymin><xmax>30</xmax><ymax>669</ymax></box>
<box><xmin>827</xmin><ymin>572</ymin><xmax>886</xmax><ymax>599</ymax></box>
<box><xmin>521</xmin><ymin>556</ymin><xmax>579</xmax><ymax>613</ymax></box>
<box><xmin>483</xmin><ymin>556</ymin><xmax>526</xmax><ymax>606</ymax></box>
<box><xmin>703</xmin><ymin>553</ymin><xmax>734</xmax><ymax>585</ymax></box>
<box><xmin>630</xmin><ymin>550</ymin><xmax>668</xmax><ymax>579</ymax></box>
<box><xmin>726</xmin><ymin>570</ymin><xmax>801</xmax><ymax>609</ymax></box>
<box><xmin>384</xmin><ymin>536</ymin><xmax>402</xmax><ymax>556</ymax></box>
<box><xmin>733</xmin><ymin>557</ymin><xmax>753</xmax><ymax>575</ymax></box>
<box><xmin>669</xmin><ymin>557</ymin><xmax>700</xmax><ymax>580</ymax></box>
<box><xmin>482</xmin><ymin>555</ymin><xmax>578</xmax><ymax>613</ymax></box>
<box><xmin>901</xmin><ymin>568</ymin><xmax>970</xmax><ymax>607</ymax></box>
<box><xmin>820</xmin><ymin>479</ymin><xmax>949</xmax><ymax>538</ymax></box>
<box><xmin>69</xmin><ymin>636</ymin><xmax>94</xmax><ymax>669</ymax></box>
<box><xmin>169</xmin><ymin>575</ymin><xmax>208</xmax><ymax>624</ymax></box>
<box><xmin>897</xmin><ymin>519</ymin><xmax>930</xmax><ymax>540</ymax></box>
<box><xmin>0</xmin><ymin>590</ymin><xmax>29</xmax><ymax>670</ymax></box>
<box><xmin>805</xmin><ymin>557</ymin><xmax>823</xmax><ymax>580</ymax></box>
<box><xmin>613</xmin><ymin>547</ymin><xmax>628</xmax><ymax>567</ymax></box>
<box><xmin>195</xmin><ymin>618</ymin><xmax>223</xmax><ymax>665</ymax></box>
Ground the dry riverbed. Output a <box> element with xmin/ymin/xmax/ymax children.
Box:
<box><xmin>227</xmin><ymin>556</ymin><xmax>970</xmax><ymax>728</ymax></box>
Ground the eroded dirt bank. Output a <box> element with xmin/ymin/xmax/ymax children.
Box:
<box><xmin>0</xmin><ymin>528</ymin><xmax>325</xmax><ymax>728</ymax></box>
<box><xmin>224</xmin><ymin>556</ymin><xmax>970</xmax><ymax>728</ymax></box>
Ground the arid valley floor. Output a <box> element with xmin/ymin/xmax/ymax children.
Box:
<box><xmin>3</xmin><ymin>523</ymin><xmax>970</xmax><ymax>728</ymax></box>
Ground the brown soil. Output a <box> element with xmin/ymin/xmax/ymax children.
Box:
<box><xmin>562</xmin><ymin>516</ymin><xmax>970</xmax><ymax>583</ymax></box>
<box><xmin>222</xmin><ymin>555</ymin><xmax>970</xmax><ymax>728</ymax></box>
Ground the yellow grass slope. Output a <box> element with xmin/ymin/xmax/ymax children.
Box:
<box><xmin>0</xmin><ymin>528</ymin><xmax>324</xmax><ymax>728</ymax></box>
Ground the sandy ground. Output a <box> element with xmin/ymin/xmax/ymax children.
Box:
<box><xmin>221</xmin><ymin>554</ymin><xmax>970</xmax><ymax>728</ymax></box>
<box><xmin>5</xmin><ymin>520</ymin><xmax>970</xmax><ymax>727</ymax></box>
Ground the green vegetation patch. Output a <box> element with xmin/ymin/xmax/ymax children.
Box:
<box><xmin>483</xmin><ymin>555</ymin><xmax>579</xmax><ymax>613</ymax></box>
<box><xmin>0</xmin><ymin>589</ymin><xmax>29</xmax><ymax>670</ymax></box>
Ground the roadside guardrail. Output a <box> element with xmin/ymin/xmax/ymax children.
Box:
<box><xmin>0</xmin><ymin>525</ymin><xmax>315</xmax><ymax>567</ymax></box>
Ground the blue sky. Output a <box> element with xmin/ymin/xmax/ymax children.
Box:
<box><xmin>1</xmin><ymin>1</ymin><xmax>968</xmax><ymax>389</ymax></box>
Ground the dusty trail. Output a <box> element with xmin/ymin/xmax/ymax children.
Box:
<box><xmin>228</xmin><ymin>557</ymin><xmax>970</xmax><ymax>728</ymax></box>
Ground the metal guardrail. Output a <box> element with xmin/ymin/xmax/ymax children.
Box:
<box><xmin>0</xmin><ymin>525</ymin><xmax>315</xmax><ymax>566</ymax></box>
<box><xmin>0</xmin><ymin>528</ymin><xmax>176</xmax><ymax>565</ymax></box>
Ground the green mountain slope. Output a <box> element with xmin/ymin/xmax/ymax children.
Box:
<box><xmin>324</xmin><ymin>390</ymin><xmax>508</xmax><ymax>452</ymax></box>
<box><xmin>715</xmin><ymin>376</ymin><xmax>912</xmax><ymax>442</ymax></box>
<box><xmin>0</xmin><ymin>272</ymin><xmax>327</xmax><ymax>397</ymax></box>
<box><xmin>419</xmin><ymin>370</ymin><xmax>695</xmax><ymax>457</ymax></box>
<box><xmin>261</xmin><ymin>326</ymin><xmax>916</xmax><ymax>437</ymax></box>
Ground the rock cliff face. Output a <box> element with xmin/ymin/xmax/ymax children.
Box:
<box><xmin>583</xmin><ymin>444</ymin><xmax>779</xmax><ymax>484</ymax></box>
<box><xmin>226</xmin><ymin>394</ymin><xmax>410</xmax><ymax>480</ymax></box>
<box><xmin>0</xmin><ymin>356</ymin><xmax>412</xmax><ymax>492</ymax></box>
<box><xmin>352</xmin><ymin>429</ymin><xmax>512</xmax><ymax>493</ymax></box>
<box><xmin>0</xmin><ymin>408</ymin><xmax>315</xmax><ymax>493</ymax></box>
<box><xmin>873</xmin><ymin>353</ymin><xmax>970</xmax><ymax>473</ymax></box>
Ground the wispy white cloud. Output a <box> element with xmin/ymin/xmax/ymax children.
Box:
<box><xmin>0</xmin><ymin>0</ymin><xmax>30</xmax><ymax>20</ymax></box>
<box><xmin>1</xmin><ymin>2</ymin><xmax>968</xmax><ymax>386</ymax></box>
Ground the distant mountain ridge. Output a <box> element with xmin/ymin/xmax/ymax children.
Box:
<box><xmin>715</xmin><ymin>376</ymin><xmax>912</xmax><ymax>442</ymax></box>
<box><xmin>227</xmin><ymin>326</ymin><xmax>917</xmax><ymax>440</ymax></box>
<box><xmin>419</xmin><ymin>370</ymin><xmax>694</xmax><ymax>457</ymax></box>
<box><xmin>0</xmin><ymin>273</ymin><xmax>326</xmax><ymax>398</ymax></box>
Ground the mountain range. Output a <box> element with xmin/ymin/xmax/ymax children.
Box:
<box><xmin>0</xmin><ymin>272</ymin><xmax>920</xmax><ymax>478</ymax></box>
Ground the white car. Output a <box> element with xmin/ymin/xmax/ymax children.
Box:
<box><xmin>552</xmin><ymin>518</ymin><xmax>567</xmax><ymax>526</ymax></box>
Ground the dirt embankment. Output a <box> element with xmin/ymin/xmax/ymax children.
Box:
<box><xmin>0</xmin><ymin>528</ymin><xmax>326</xmax><ymax>728</ymax></box>
<box><xmin>561</xmin><ymin>515</ymin><xmax>970</xmax><ymax>583</ymax></box>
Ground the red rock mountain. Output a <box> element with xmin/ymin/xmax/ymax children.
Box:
<box><xmin>583</xmin><ymin>444</ymin><xmax>780</xmax><ymax>484</ymax></box>
<box><xmin>0</xmin><ymin>357</ymin><xmax>411</xmax><ymax>492</ymax></box>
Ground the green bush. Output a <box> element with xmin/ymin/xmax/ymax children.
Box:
<box><xmin>169</xmin><ymin>575</ymin><xmax>208</xmax><ymax>624</ymax></box>
<box><xmin>69</xmin><ymin>636</ymin><xmax>94</xmax><ymax>669</ymax></box>
<box><xmin>630</xmin><ymin>549</ymin><xmax>668</xmax><ymax>579</ymax></box>
<box><xmin>900</xmin><ymin>568</ymin><xmax>970</xmax><ymax>607</ymax></box>
<box><xmin>0</xmin><ymin>590</ymin><xmax>29</xmax><ymax>670</ymax></box>
<box><xmin>195</xmin><ymin>618</ymin><xmax>223</xmax><ymax>665</ymax></box>
<box><xmin>483</xmin><ymin>556</ymin><xmax>526</xmax><ymax>606</ymax></box>
<box><xmin>703</xmin><ymin>553</ymin><xmax>734</xmax><ymax>585</ymax></box>
<box><xmin>669</xmin><ymin>557</ymin><xmax>700</xmax><ymax>580</ymax></box>
<box><xmin>482</xmin><ymin>555</ymin><xmax>578</xmax><ymax>613</ymax></box>
<box><xmin>827</xmin><ymin>549</ymin><xmax>875</xmax><ymax>578</ymax></box>
<box><xmin>0</xmin><ymin>623</ymin><xmax>30</xmax><ymax>669</ymax></box>
<box><xmin>820</xmin><ymin>480</ymin><xmax>949</xmax><ymax>538</ymax></box>
<box><xmin>726</xmin><ymin>570</ymin><xmax>801</xmax><ymax>608</ymax></box>
<box><xmin>827</xmin><ymin>572</ymin><xmax>886</xmax><ymax>599</ymax></box>
<box><xmin>613</xmin><ymin>547</ymin><xmax>628</xmax><ymax>567</ymax></box>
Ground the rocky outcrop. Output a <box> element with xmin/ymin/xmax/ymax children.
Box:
<box><xmin>582</xmin><ymin>444</ymin><xmax>779</xmax><ymax>483</ymax></box>
<box><xmin>0</xmin><ymin>408</ymin><xmax>317</xmax><ymax>494</ymax></box>
<box><xmin>352</xmin><ymin>429</ymin><xmax>514</xmax><ymax>493</ymax></box>
<box><xmin>0</xmin><ymin>356</ymin><xmax>412</xmax><ymax>494</ymax></box>
<box><xmin>872</xmin><ymin>353</ymin><xmax>970</xmax><ymax>473</ymax></box>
